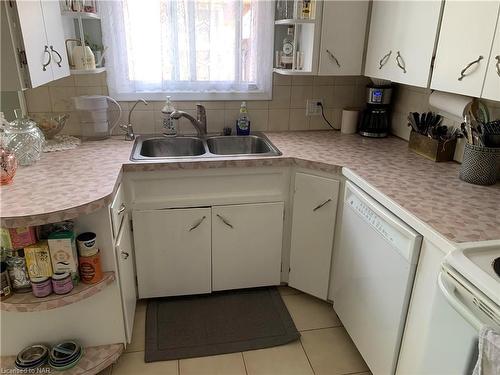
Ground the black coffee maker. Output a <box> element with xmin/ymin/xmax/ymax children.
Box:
<box><xmin>359</xmin><ymin>86</ymin><xmax>392</xmax><ymax>138</ymax></box>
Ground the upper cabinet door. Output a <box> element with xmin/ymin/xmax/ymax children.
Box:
<box><xmin>288</xmin><ymin>173</ymin><xmax>339</xmax><ymax>300</ymax></box>
<box><xmin>40</xmin><ymin>0</ymin><xmax>70</xmax><ymax>80</ymax></box>
<box><xmin>481</xmin><ymin>12</ymin><xmax>500</xmax><ymax>101</ymax></box>
<box><xmin>212</xmin><ymin>202</ymin><xmax>283</xmax><ymax>291</ymax></box>
<box><xmin>365</xmin><ymin>1</ymin><xmax>442</xmax><ymax>87</ymax></box>
<box><xmin>318</xmin><ymin>1</ymin><xmax>369</xmax><ymax>75</ymax></box>
<box><xmin>14</xmin><ymin>0</ymin><xmax>52</xmax><ymax>88</ymax></box>
<box><xmin>431</xmin><ymin>1</ymin><xmax>500</xmax><ymax>98</ymax></box>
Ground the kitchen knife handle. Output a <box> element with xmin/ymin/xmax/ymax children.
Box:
<box><xmin>458</xmin><ymin>56</ymin><xmax>483</xmax><ymax>81</ymax></box>
<box><xmin>379</xmin><ymin>50</ymin><xmax>392</xmax><ymax>69</ymax></box>
<box><xmin>395</xmin><ymin>51</ymin><xmax>406</xmax><ymax>73</ymax></box>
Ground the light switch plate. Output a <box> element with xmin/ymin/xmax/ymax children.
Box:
<box><xmin>306</xmin><ymin>99</ymin><xmax>323</xmax><ymax>116</ymax></box>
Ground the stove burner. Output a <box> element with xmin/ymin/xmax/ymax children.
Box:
<box><xmin>493</xmin><ymin>257</ymin><xmax>500</xmax><ymax>278</ymax></box>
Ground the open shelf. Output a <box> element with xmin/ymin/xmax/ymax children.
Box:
<box><xmin>273</xmin><ymin>68</ymin><xmax>316</xmax><ymax>75</ymax></box>
<box><xmin>1</xmin><ymin>272</ymin><xmax>115</xmax><ymax>313</ymax></box>
<box><xmin>62</xmin><ymin>11</ymin><xmax>100</xmax><ymax>20</ymax></box>
<box><xmin>275</xmin><ymin>19</ymin><xmax>316</xmax><ymax>25</ymax></box>
<box><xmin>70</xmin><ymin>67</ymin><xmax>106</xmax><ymax>75</ymax></box>
<box><xmin>0</xmin><ymin>343</ymin><xmax>123</xmax><ymax>375</ymax></box>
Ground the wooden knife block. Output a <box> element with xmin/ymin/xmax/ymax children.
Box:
<box><xmin>408</xmin><ymin>131</ymin><xmax>456</xmax><ymax>162</ymax></box>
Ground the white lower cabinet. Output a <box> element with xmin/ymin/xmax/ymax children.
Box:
<box><xmin>115</xmin><ymin>214</ymin><xmax>137</xmax><ymax>343</ymax></box>
<box><xmin>288</xmin><ymin>173</ymin><xmax>339</xmax><ymax>300</ymax></box>
<box><xmin>212</xmin><ymin>203</ymin><xmax>284</xmax><ymax>291</ymax></box>
<box><xmin>133</xmin><ymin>207</ymin><xmax>212</xmax><ymax>298</ymax></box>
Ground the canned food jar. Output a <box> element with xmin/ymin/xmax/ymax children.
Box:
<box><xmin>0</xmin><ymin>261</ymin><xmax>12</xmax><ymax>300</ymax></box>
<box><xmin>76</xmin><ymin>232</ymin><xmax>98</xmax><ymax>257</ymax></box>
<box><xmin>31</xmin><ymin>276</ymin><xmax>52</xmax><ymax>298</ymax></box>
<box><xmin>51</xmin><ymin>272</ymin><xmax>73</xmax><ymax>295</ymax></box>
<box><xmin>79</xmin><ymin>251</ymin><xmax>103</xmax><ymax>284</ymax></box>
<box><xmin>6</xmin><ymin>250</ymin><xmax>31</xmax><ymax>293</ymax></box>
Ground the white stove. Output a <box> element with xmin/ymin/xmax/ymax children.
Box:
<box><xmin>445</xmin><ymin>244</ymin><xmax>500</xmax><ymax>308</ymax></box>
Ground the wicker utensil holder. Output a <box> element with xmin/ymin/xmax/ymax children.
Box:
<box><xmin>459</xmin><ymin>144</ymin><xmax>499</xmax><ymax>186</ymax></box>
<box><xmin>408</xmin><ymin>131</ymin><xmax>456</xmax><ymax>162</ymax></box>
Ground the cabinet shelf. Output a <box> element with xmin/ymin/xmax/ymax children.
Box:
<box><xmin>273</xmin><ymin>68</ymin><xmax>315</xmax><ymax>75</ymax></box>
<box><xmin>61</xmin><ymin>11</ymin><xmax>100</xmax><ymax>20</ymax></box>
<box><xmin>275</xmin><ymin>19</ymin><xmax>316</xmax><ymax>25</ymax></box>
<box><xmin>1</xmin><ymin>272</ymin><xmax>115</xmax><ymax>312</ymax></box>
<box><xmin>0</xmin><ymin>343</ymin><xmax>123</xmax><ymax>375</ymax></box>
<box><xmin>70</xmin><ymin>67</ymin><xmax>106</xmax><ymax>75</ymax></box>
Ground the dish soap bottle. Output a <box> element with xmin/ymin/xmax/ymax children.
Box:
<box><xmin>236</xmin><ymin>102</ymin><xmax>250</xmax><ymax>135</ymax></box>
<box><xmin>161</xmin><ymin>96</ymin><xmax>176</xmax><ymax>136</ymax></box>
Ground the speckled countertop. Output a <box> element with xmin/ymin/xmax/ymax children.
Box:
<box><xmin>1</xmin><ymin>131</ymin><xmax>499</xmax><ymax>243</ymax></box>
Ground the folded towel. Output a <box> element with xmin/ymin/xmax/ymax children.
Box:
<box><xmin>473</xmin><ymin>327</ymin><xmax>500</xmax><ymax>375</ymax></box>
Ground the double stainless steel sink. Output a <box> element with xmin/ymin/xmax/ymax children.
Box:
<box><xmin>131</xmin><ymin>133</ymin><xmax>281</xmax><ymax>161</ymax></box>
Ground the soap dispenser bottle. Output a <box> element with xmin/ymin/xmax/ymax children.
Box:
<box><xmin>236</xmin><ymin>101</ymin><xmax>250</xmax><ymax>135</ymax></box>
<box><xmin>161</xmin><ymin>96</ymin><xmax>176</xmax><ymax>136</ymax></box>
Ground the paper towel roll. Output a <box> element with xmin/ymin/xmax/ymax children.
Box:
<box><xmin>429</xmin><ymin>91</ymin><xmax>472</xmax><ymax>122</ymax></box>
<box><xmin>341</xmin><ymin>108</ymin><xmax>360</xmax><ymax>134</ymax></box>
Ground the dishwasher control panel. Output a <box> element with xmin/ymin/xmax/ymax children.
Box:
<box><xmin>346</xmin><ymin>191</ymin><xmax>416</xmax><ymax>261</ymax></box>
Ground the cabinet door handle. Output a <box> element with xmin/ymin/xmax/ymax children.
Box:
<box><xmin>42</xmin><ymin>45</ymin><xmax>51</xmax><ymax>71</ymax></box>
<box><xmin>395</xmin><ymin>51</ymin><xmax>406</xmax><ymax>73</ymax></box>
<box><xmin>121</xmin><ymin>251</ymin><xmax>129</xmax><ymax>260</ymax></box>
<box><xmin>216</xmin><ymin>214</ymin><xmax>233</xmax><ymax>229</ymax></box>
<box><xmin>458</xmin><ymin>55</ymin><xmax>483</xmax><ymax>81</ymax></box>
<box><xmin>495</xmin><ymin>55</ymin><xmax>500</xmax><ymax>77</ymax></box>
<box><xmin>379</xmin><ymin>50</ymin><xmax>392</xmax><ymax>69</ymax></box>
<box><xmin>117</xmin><ymin>203</ymin><xmax>126</xmax><ymax>215</ymax></box>
<box><xmin>313</xmin><ymin>198</ymin><xmax>332</xmax><ymax>212</ymax></box>
<box><xmin>189</xmin><ymin>216</ymin><xmax>206</xmax><ymax>231</ymax></box>
<box><xmin>326</xmin><ymin>49</ymin><xmax>341</xmax><ymax>67</ymax></box>
<box><xmin>50</xmin><ymin>46</ymin><xmax>63</xmax><ymax>67</ymax></box>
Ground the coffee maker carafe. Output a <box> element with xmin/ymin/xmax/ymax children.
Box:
<box><xmin>358</xmin><ymin>86</ymin><xmax>392</xmax><ymax>138</ymax></box>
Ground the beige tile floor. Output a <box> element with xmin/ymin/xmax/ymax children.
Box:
<box><xmin>100</xmin><ymin>286</ymin><xmax>370</xmax><ymax>375</ymax></box>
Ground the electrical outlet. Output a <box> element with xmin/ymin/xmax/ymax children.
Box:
<box><xmin>306</xmin><ymin>99</ymin><xmax>323</xmax><ymax>116</ymax></box>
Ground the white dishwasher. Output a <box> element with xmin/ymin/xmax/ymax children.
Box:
<box><xmin>332</xmin><ymin>181</ymin><xmax>422</xmax><ymax>375</ymax></box>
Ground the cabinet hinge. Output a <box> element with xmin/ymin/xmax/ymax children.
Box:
<box><xmin>280</xmin><ymin>263</ymin><xmax>282</xmax><ymax>272</ymax></box>
<box><xmin>18</xmin><ymin>49</ymin><xmax>27</xmax><ymax>67</ymax></box>
<box><xmin>130</xmin><ymin>219</ymin><xmax>133</xmax><ymax>232</ymax></box>
<box><xmin>282</xmin><ymin>208</ymin><xmax>285</xmax><ymax>221</ymax></box>
<box><xmin>430</xmin><ymin>55</ymin><xmax>436</xmax><ymax>70</ymax></box>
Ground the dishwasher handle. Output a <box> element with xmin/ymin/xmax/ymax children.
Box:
<box><xmin>438</xmin><ymin>271</ymin><xmax>485</xmax><ymax>331</ymax></box>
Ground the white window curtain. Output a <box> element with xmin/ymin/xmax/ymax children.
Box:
<box><xmin>100</xmin><ymin>0</ymin><xmax>274</xmax><ymax>101</ymax></box>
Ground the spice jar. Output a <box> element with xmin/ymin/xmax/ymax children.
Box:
<box><xmin>31</xmin><ymin>276</ymin><xmax>52</xmax><ymax>298</ymax></box>
<box><xmin>0</xmin><ymin>261</ymin><xmax>12</xmax><ymax>300</ymax></box>
<box><xmin>1</xmin><ymin>109</ymin><xmax>44</xmax><ymax>166</ymax></box>
<box><xmin>51</xmin><ymin>272</ymin><xmax>73</xmax><ymax>295</ymax></box>
<box><xmin>6</xmin><ymin>250</ymin><xmax>31</xmax><ymax>293</ymax></box>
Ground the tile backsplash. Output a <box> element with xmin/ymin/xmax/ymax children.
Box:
<box><xmin>390</xmin><ymin>84</ymin><xmax>500</xmax><ymax>162</ymax></box>
<box><xmin>23</xmin><ymin>72</ymin><xmax>369</xmax><ymax>136</ymax></box>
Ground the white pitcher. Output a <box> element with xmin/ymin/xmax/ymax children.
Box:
<box><xmin>73</xmin><ymin>96</ymin><xmax>122</xmax><ymax>140</ymax></box>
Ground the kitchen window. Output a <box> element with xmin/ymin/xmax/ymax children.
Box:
<box><xmin>101</xmin><ymin>0</ymin><xmax>274</xmax><ymax>101</ymax></box>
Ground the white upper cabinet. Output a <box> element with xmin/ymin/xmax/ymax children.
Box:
<box><xmin>431</xmin><ymin>1</ymin><xmax>500</xmax><ymax>98</ymax></box>
<box><xmin>6</xmin><ymin>0</ymin><xmax>69</xmax><ymax>88</ymax></box>
<box><xmin>318</xmin><ymin>1</ymin><xmax>369</xmax><ymax>75</ymax></box>
<box><xmin>365</xmin><ymin>1</ymin><xmax>442</xmax><ymax>87</ymax></box>
<box><xmin>39</xmin><ymin>0</ymin><xmax>70</xmax><ymax>81</ymax></box>
<box><xmin>480</xmin><ymin>9</ymin><xmax>500</xmax><ymax>101</ymax></box>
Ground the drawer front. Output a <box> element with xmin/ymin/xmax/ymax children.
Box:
<box><xmin>110</xmin><ymin>184</ymin><xmax>126</xmax><ymax>238</ymax></box>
